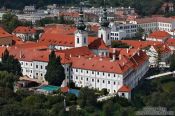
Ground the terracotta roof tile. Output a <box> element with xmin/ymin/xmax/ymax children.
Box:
<box><xmin>118</xmin><ymin>85</ymin><xmax>131</xmax><ymax>92</ymax></box>
<box><xmin>13</xmin><ymin>26</ymin><xmax>36</xmax><ymax>34</ymax></box>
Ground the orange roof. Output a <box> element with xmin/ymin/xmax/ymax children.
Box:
<box><xmin>13</xmin><ymin>26</ymin><xmax>36</xmax><ymax>34</ymax></box>
<box><xmin>44</xmin><ymin>24</ymin><xmax>76</xmax><ymax>34</ymax></box>
<box><xmin>58</xmin><ymin>46</ymin><xmax>94</xmax><ymax>58</ymax></box>
<box><xmin>0</xmin><ymin>27</ymin><xmax>12</xmax><ymax>38</ymax></box>
<box><xmin>148</xmin><ymin>31</ymin><xmax>170</xmax><ymax>39</ymax></box>
<box><xmin>152</xmin><ymin>43</ymin><xmax>171</xmax><ymax>54</ymax></box>
<box><xmin>135</xmin><ymin>17</ymin><xmax>175</xmax><ymax>24</ymax></box>
<box><xmin>166</xmin><ymin>38</ymin><xmax>175</xmax><ymax>46</ymax></box>
<box><xmin>71</xmin><ymin>49</ymin><xmax>148</xmax><ymax>74</ymax></box>
<box><xmin>61</xmin><ymin>86</ymin><xmax>69</xmax><ymax>93</ymax></box>
<box><xmin>39</xmin><ymin>25</ymin><xmax>97</xmax><ymax>47</ymax></box>
<box><xmin>118</xmin><ymin>40</ymin><xmax>161</xmax><ymax>49</ymax></box>
<box><xmin>12</xmin><ymin>35</ymin><xmax>24</xmax><ymax>45</ymax></box>
<box><xmin>89</xmin><ymin>38</ymin><xmax>108</xmax><ymax>50</ymax></box>
<box><xmin>118</xmin><ymin>85</ymin><xmax>131</xmax><ymax>92</ymax></box>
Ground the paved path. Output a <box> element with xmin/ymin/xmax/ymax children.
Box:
<box><xmin>146</xmin><ymin>71</ymin><xmax>175</xmax><ymax>80</ymax></box>
<box><xmin>97</xmin><ymin>94</ymin><xmax>116</xmax><ymax>102</ymax></box>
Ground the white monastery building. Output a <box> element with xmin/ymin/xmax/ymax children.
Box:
<box><xmin>0</xmin><ymin>6</ymin><xmax>150</xmax><ymax>100</ymax></box>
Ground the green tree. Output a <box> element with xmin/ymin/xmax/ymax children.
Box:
<box><xmin>0</xmin><ymin>71</ymin><xmax>18</xmax><ymax>89</ymax></box>
<box><xmin>135</xmin><ymin>27</ymin><xmax>145</xmax><ymax>40</ymax></box>
<box><xmin>45</xmin><ymin>50</ymin><xmax>65</xmax><ymax>86</ymax></box>
<box><xmin>78</xmin><ymin>87</ymin><xmax>97</xmax><ymax>107</ymax></box>
<box><xmin>102</xmin><ymin>100</ymin><xmax>114</xmax><ymax>116</ymax></box>
<box><xmin>170</xmin><ymin>53</ymin><xmax>175</xmax><ymax>71</ymax></box>
<box><xmin>111</xmin><ymin>41</ymin><xmax>130</xmax><ymax>48</ymax></box>
<box><xmin>1</xmin><ymin>49</ymin><xmax>22</xmax><ymax>76</ymax></box>
<box><xmin>2</xmin><ymin>13</ymin><xmax>21</xmax><ymax>33</ymax></box>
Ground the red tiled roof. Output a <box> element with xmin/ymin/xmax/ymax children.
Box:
<box><xmin>0</xmin><ymin>27</ymin><xmax>12</xmax><ymax>38</ymax></box>
<box><xmin>89</xmin><ymin>38</ymin><xmax>108</xmax><ymax>50</ymax></box>
<box><xmin>135</xmin><ymin>17</ymin><xmax>175</xmax><ymax>24</ymax></box>
<box><xmin>148</xmin><ymin>31</ymin><xmax>170</xmax><ymax>39</ymax></box>
<box><xmin>13</xmin><ymin>26</ymin><xmax>36</xmax><ymax>34</ymax></box>
<box><xmin>118</xmin><ymin>40</ymin><xmax>161</xmax><ymax>49</ymax></box>
<box><xmin>118</xmin><ymin>85</ymin><xmax>131</xmax><ymax>92</ymax></box>
<box><xmin>152</xmin><ymin>44</ymin><xmax>171</xmax><ymax>54</ymax></box>
<box><xmin>166</xmin><ymin>38</ymin><xmax>175</xmax><ymax>46</ymax></box>
<box><xmin>61</xmin><ymin>86</ymin><xmax>69</xmax><ymax>93</ymax></box>
<box><xmin>71</xmin><ymin>49</ymin><xmax>148</xmax><ymax>74</ymax></box>
<box><xmin>58</xmin><ymin>46</ymin><xmax>94</xmax><ymax>58</ymax></box>
<box><xmin>40</xmin><ymin>34</ymin><xmax>96</xmax><ymax>47</ymax></box>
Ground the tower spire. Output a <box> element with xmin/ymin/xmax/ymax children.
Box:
<box><xmin>100</xmin><ymin>0</ymin><xmax>109</xmax><ymax>27</ymax></box>
<box><xmin>76</xmin><ymin>0</ymin><xmax>86</xmax><ymax>30</ymax></box>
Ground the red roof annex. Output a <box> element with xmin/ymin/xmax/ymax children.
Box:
<box><xmin>118</xmin><ymin>85</ymin><xmax>131</xmax><ymax>92</ymax></box>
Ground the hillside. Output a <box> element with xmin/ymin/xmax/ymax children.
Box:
<box><xmin>0</xmin><ymin>0</ymin><xmax>174</xmax><ymax>16</ymax></box>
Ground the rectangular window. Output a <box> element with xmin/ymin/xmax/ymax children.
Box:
<box><xmin>36</xmin><ymin>65</ymin><xmax>38</xmax><ymax>68</ymax></box>
<box><xmin>86</xmin><ymin>78</ymin><xmax>88</xmax><ymax>81</ymax></box>
<box><xmin>103</xmin><ymin>80</ymin><xmax>105</xmax><ymax>83</ymax></box>
<box><xmin>41</xmin><ymin>66</ymin><xmax>43</xmax><ymax>69</ymax></box>
<box><xmin>77</xmin><ymin>37</ymin><xmax>79</xmax><ymax>43</ymax></box>
<box><xmin>84</xmin><ymin>37</ymin><xmax>86</xmax><ymax>44</ymax></box>
<box><xmin>114</xmin><ymin>82</ymin><xmax>116</xmax><ymax>85</ymax></box>
<box><xmin>108</xmin><ymin>81</ymin><xmax>110</xmax><ymax>84</ymax></box>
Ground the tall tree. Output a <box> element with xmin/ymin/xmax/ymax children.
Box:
<box><xmin>45</xmin><ymin>50</ymin><xmax>65</xmax><ymax>86</ymax></box>
<box><xmin>1</xmin><ymin>49</ymin><xmax>21</xmax><ymax>76</ymax></box>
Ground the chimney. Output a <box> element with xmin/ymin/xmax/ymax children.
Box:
<box><xmin>113</xmin><ymin>48</ymin><xmax>115</xmax><ymax>53</ymax></box>
<box><xmin>127</xmin><ymin>48</ymin><xmax>129</xmax><ymax>53</ymax></box>
<box><xmin>112</xmin><ymin>48</ymin><xmax>116</xmax><ymax>61</ymax></box>
<box><xmin>78</xmin><ymin>55</ymin><xmax>81</xmax><ymax>58</ymax></box>
<box><xmin>137</xmin><ymin>51</ymin><xmax>140</xmax><ymax>56</ymax></box>
<box><xmin>70</xmin><ymin>54</ymin><xmax>72</xmax><ymax>58</ymax></box>
<box><xmin>99</xmin><ymin>57</ymin><xmax>103</xmax><ymax>61</ymax></box>
<box><xmin>89</xmin><ymin>57</ymin><xmax>92</xmax><ymax>60</ymax></box>
<box><xmin>119</xmin><ymin>54</ymin><xmax>121</xmax><ymax>60</ymax></box>
<box><xmin>112</xmin><ymin>54</ymin><xmax>116</xmax><ymax>61</ymax></box>
<box><xmin>20</xmin><ymin>50</ymin><xmax>22</xmax><ymax>59</ymax></box>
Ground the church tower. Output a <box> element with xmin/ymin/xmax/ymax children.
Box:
<box><xmin>75</xmin><ymin>2</ymin><xmax>88</xmax><ymax>48</ymax></box>
<box><xmin>98</xmin><ymin>1</ymin><xmax>111</xmax><ymax>46</ymax></box>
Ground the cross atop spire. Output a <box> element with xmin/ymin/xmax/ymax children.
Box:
<box><xmin>100</xmin><ymin>0</ymin><xmax>109</xmax><ymax>27</ymax></box>
<box><xmin>76</xmin><ymin>0</ymin><xmax>86</xmax><ymax>31</ymax></box>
